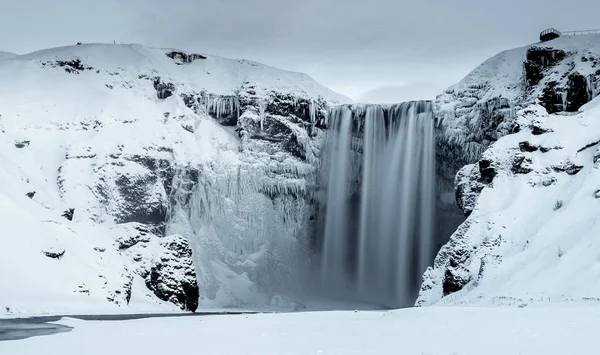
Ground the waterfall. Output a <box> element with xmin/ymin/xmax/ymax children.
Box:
<box><xmin>319</xmin><ymin>101</ymin><xmax>435</xmax><ymax>308</ymax></box>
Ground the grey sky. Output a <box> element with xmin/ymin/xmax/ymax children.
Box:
<box><xmin>1</xmin><ymin>0</ymin><xmax>598</xmax><ymax>101</ymax></box>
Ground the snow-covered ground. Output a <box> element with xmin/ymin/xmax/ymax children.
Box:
<box><xmin>1</xmin><ymin>306</ymin><xmax>597</xmax><ymax>354</ymax></box>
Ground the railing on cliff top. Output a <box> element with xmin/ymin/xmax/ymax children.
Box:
<box><xmin>540</xmin><ymin>28</ymin><xmax>600</xmax><ymax>42</ymax></box>
<box><xmin>562</xmin><ymin>29</ymin><xmax>600</xmax><ymax>36</ymax></box>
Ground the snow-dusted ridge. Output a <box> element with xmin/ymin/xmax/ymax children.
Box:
<box><xmin>0</xmin><ymin>43</ymin><xmax>350</xmax><ymax>315</ymax></box>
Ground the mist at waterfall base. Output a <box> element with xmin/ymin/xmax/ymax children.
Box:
<box><xmin>314</xmin><ymin>102</ymin><xmax>436</xmax><ymax>308</ymax></box>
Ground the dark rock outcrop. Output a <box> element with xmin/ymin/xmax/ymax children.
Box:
<box><xmin>512</xmin><ymin>154</ymin><xmax>534</xmax><ymax>175</ymax></box>
<box><xmin>166</xmin><ymin>51</ymin><xmax>207</xmax><ymax>64</ymax></box>
<box><xmin>524</xmin><ymin>47</ymin><xmax>567</xmax><ymax>87</ymax></box>
<box><xmin>153</xmin><ymin>77</ymin><xmax>175</xmax><ymax>99</ymax></box>
<box><xmin>478</xmin><ymin>159</ymin><xmax>496</xmax><ymax>184</ymax></box>
<box><xmin>14</xmin><ymin>140</ymin><xmax>30</xmax><ymax>148</ymax></box>
<box><xmin>61</xmin><ymin>208</ymin><xmax>75</xmax><ymax>221</ymax></box>
<box><xmin>42</xmin><ymin>248</ymin><xmax>66</xmax><ymax>259</ymax></box>
<box><xmin>519</xmin><ymin>141</ymin><xmax>539</xmax><ymax>152</ymax></box>
<box><xmin>146</xmin><ymin>235</ymin><xmax>199</xmax><ymax>312</ymax></box>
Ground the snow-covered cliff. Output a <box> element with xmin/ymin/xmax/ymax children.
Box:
<box><xmin>0</xmin><ymin>43</ymin><xmax>350</xmax><ymax>315</ymax></box>
<box><xmin>419</xmin><ymin>34</ymin><xmax>600</xmax><ymax>306</ymax></box>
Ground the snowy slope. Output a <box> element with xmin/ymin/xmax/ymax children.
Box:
<box><xmin>420</xmin><ymin>34</ymin><xmax>600</xmax><ymax>306</ymax></box>
<box><xmin>0</xmin><ymin>43</ymin><xmax>350</xmax><ymax>315</ymax></box>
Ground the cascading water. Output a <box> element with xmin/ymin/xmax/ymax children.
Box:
<box><xmin>319</xmin><ymin>101</ymin><xmax>435</xmax><ymax>308</ymax></box>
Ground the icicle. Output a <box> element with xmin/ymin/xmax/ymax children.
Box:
<box><xmin>259</xmin><ymin>100</ymin><xmax>266</xmax><ymax>132</ymax></box>
<box><xmin>587</xmin><ymin>75</ymin><xmax>596</xmax><ymax>101</ymax></box>
<box><xmin>561</xmin><ymin>90</ymin><xmax>568</xmax><ymax>111</ymax></box>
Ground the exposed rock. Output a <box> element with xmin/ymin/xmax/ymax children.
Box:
<box><xmin>512</xmin><ymin>154</ymin><xmax>534</xmax><ymax>175</ymax></box>
<box><xmin>524</xmin><ymin>47</ymin><xmax>567</xmax><ymax>87</ymax></box>
<box><xmin>14</xmin><ymin>140</ymin><xmax>30</xmax><ymax>148</ymax></box>
<box><xmin>519</xmin><ymin>141</ymin><xmax>539</xmax><ymax>152</ymax></box>
<box><xmin>553</xmin><ymin>161</ymin><xmax>584</xmax><ymax>175</ymax></box>
<box><xmin>61</xmin><ymin>208</ymin><xmax>75</xmax><ymax>221</ymax></box>
<box><xmin>115</xmin><ymin>225</ymin><xmax>151</xmax><ymax>250</ymax></box>
<box><xmin>153</xmin><ymin>77</ymin><xmax>175</xmax><ymax>99</ymax></box>
<box><xmin>41</xmin><ymin>59</ymin><xmax>94</xmax><ymax>74</ymax></box>
<box><xmin>566</xmin><ymin>72</ymin><xmax>590</xmax><ymax>112</ymax></box>
<box><xmin>25</xmin><ymin>191</ymin><xmax>36</xmax><ymax>199</ymax></box>
<box><xmin>478</xmin><ymin>159</ymin><xmax>496</xmax><ymax>184</ymax></box>
<box><xmin>94</xmin><ymin>247</ymin><xmax>106</xmax><ymax>253</ymax></box>
<box><xmin>146</xmin><ymin>235</ymin><xmax>199</xmax><ymax>312</ymax></box>
<box><xmin>42</xmin><ymin>247</ymin><xmax>66</xmax><ymax>259</ymax></box>
<box><xmin>531</xmin><ymin>125</ymin><xmax>553</xmax><ymax>135</ymax></box>
<box><xmin>455</xmin><ymin>164</ymin><xmax>486</xmax><ymax>217</ymax></box>
<box><xmin>166</xmin><ymin>51</ymin><xmax>207</xmax><ymax>64</ymax></box>
<box><xmin>113</xmin><ymin>224</ymin><xmax>199</xmax><ymax>311</ymax></box>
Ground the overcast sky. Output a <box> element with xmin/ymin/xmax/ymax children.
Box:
<box><xmin>1</xmin><ymin>0</ymin><xmax>598</xmax><ymax>102</ymax></box>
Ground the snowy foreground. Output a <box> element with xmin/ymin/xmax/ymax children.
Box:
<box><xmin>1</xmin><ymin>306</ymin><xmax>597</xmax><ymax>355</ymax></box>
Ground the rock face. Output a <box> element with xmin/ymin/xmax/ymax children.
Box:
<box><xmin>0</xmin><ymin>43</ymin><xmax>349</xmax><ymax>313</ymax></box>
<box><xmin>114</xmin><ymin>224</ymin><xmax>199</xmax><ymax>311</ymax></box>
<box><xmin>418</xmin><ymin>34</ymin><xmax>600</xmax><ymax>307</ymax></box>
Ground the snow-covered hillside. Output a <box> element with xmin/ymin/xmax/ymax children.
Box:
<box><xmin>419</xmin><ymin>34</ymin><xmax>600</xmax><ymax>306</ymax></box>
<box><xmin>0</xmin><ymin>43</ymin><xmax>350</xmax><ymax>315</ymax></box>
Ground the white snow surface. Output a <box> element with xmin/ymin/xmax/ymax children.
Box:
<box><xmin>0</xmin><ymin>43</ymin><xmax>349</xmax><ymax>315</ymax></box>
<box><xmin>1</xmin><ymin>306</ymin><xmax>597</xmax><ymax>355</ymax></box>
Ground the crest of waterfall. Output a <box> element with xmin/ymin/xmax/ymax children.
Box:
<box><xmin>319</xmin><ymin>101</ymin><xmax>435</xmax><ymax>308</ymax></box>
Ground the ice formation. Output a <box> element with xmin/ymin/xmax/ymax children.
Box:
<box><xmin>319</xmin><ymin>101</ymin><xmax>436</xmax><ymax>307</ymax></box>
